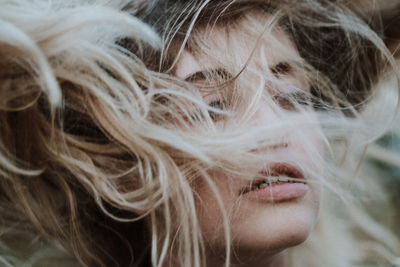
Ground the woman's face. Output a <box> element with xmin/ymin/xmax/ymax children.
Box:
<box><xmin>174</xmin><ymin>14</ymin><xmax>322</xmax><ymax>264</ymax></box>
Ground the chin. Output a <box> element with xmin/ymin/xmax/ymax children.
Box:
<box><xmin>231</xmin><ymin>190</ymin><xmax>321</xmax><ymax>253</ymax></box>
<box><xmin>197</xmin><ymin>176</ymin><xmax>321</xmax><ymax>258</ymax></box>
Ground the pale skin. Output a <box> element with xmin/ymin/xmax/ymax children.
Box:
<box><xmin>173</xmin><ymin>13</ymin><xmax>322</xmax><ymax>267</ymax></box>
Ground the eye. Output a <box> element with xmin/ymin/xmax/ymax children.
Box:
<box><xmin>271</xmin><ymin>62</ymin><xmax>291</xmax><ymax>77</ymax></box>
<box><xmin>273</xmin><ymin>91</ymin><xmax>311</xmax><ymax>111</ymax></box>
<box><xmin>208</xmin><ymin>100</ymin><xmax>225</xmax><ymax>121</ymax></box>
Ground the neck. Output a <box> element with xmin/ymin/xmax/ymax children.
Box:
<box><xmin>206</xmin><ymin>248</ymin><xmax>288</xmax><ymax>267</ymax></box>
<box><xmin>164</xmin><ymin>249</ymin><xmax>288</xmax><ymax>267</ymax></box>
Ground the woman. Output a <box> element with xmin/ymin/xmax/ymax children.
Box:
<box><xmin>0</xmin><ymin>0</ymin><xmax>399</xmax><ymax>266</ymax></box>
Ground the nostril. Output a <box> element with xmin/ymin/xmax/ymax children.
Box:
<box><xmin>269</xmin><ymin>143</ymin><xmax>289</xmax><ymax>150</ymax></box>
<box><xmin>249</xmin><ymin>142</ymin><xmax>289</xmax><ymax>153</ymax></box>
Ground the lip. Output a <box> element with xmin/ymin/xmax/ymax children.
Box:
<box><xmin>240</xmin><ymin>163</ymin><xmax>308</xmax><ymax>202</ymax></box>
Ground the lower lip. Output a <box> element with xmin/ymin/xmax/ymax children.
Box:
<box><xmin>242</xmin><ymin>182</ymin><xmax>308</xmax><ymax>202</ymax></box>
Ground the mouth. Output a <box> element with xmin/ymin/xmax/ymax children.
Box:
<box><xmin>240</xmin><ymin>162</ymin><xmax>306</xmax><ymax>196</ymax></box>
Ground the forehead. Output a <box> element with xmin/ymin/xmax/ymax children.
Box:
<box><xmin>174</xmin><ymin>12</ymin><xmax>300</xmax><ymax>80</ymax></box>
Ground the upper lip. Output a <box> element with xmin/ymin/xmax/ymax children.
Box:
<box><xmin>239</xmin><ymin>162</ymin><xmax>305</xmax><ymax>195</ymax></box>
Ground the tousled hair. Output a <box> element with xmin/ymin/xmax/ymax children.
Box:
<box><xmin>0</xmin><ymin>0</ymin><xmax>400</xmax><ymax>267</ymax></box>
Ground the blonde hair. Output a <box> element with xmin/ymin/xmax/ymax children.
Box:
<box><xmin>0</xmin><ymin>0</ymin><xmax>399</xmax><ymax>267</ymax></box>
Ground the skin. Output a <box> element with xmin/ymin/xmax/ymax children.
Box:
<box><xmin>173</xmin><ymin>13</ymin><xmax>322</xmax><ymax>267</ymax></box>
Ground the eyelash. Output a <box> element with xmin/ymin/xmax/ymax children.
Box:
<box><xmin>208</xmin><ymin>100</ymin><xmax>225</xmax><ymax>121</ymax></box>
<box><xmin>273</xmin><ymin>91</ymin><xmax>312</xmax><ymax>111</ymax></box>
<box><xmin>206</xmin><ymin>91</ymin><xmax>311</xmax><ymax>120</ymax></box>
<box><xmin>271</xmin><ymin>62</ymin><xmax>291</xmax><ymax>76</ymax></box>
<box><xmin>200</xmin><ymin>63</ymin><xmax>305</xmax><ymax>120</ymax></box>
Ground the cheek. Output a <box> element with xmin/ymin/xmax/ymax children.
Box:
<box><xmin>193</xmin><ymin>168</ymin><xmax>322</xmax><ymax>251</ymax></box>
<box><xmin>193</xmin><ymin>172</ymin><xmax>238</xmax><ymax>245</ymax></box>
<box><xmin>230</xmin><ymin>183</ymin><xmax>321</xmax><ymax>252</ymax></box>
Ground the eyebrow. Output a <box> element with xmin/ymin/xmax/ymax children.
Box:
<box><xmin>183</xmin><ymin>61</ymin><xmax>291</xmax><ymax>82</ymax></box>
<box><xmin>270</xmin><ymin>62</ymin><xmax>292</xmax><ymax>76</ymax></box>
<box><xmin>184</xmin><ymin>68</ymin><xmax>232</xmax><ymax>82</ymax></box>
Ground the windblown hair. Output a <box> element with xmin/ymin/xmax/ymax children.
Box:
<box><xmin>0</xmin><ymin>0</ymin><xmax>399</xmax><ymax>267</ymax></box>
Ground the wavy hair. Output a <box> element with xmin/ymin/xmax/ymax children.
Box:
<box><xmin>0</xmin><ymin>0</ymin><xmax>399</xmax><ymax>267</ymax></box>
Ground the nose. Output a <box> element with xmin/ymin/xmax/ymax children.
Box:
<box><xmin>253</xmin><ymin>98</ymin><xmax>281</xmax><ymax>126</ymax></box>
<box><xmin>251</xmin><ymin>99</ymin><xmax>291</xmax><ymax>150</ymax></box>
<box><xmin>248</xmin><ymin>99</ymin><xmax>289</xmax><ymax>155</ymax></box>
<box><xmin>252</xmin><ymin>96</ymin><xmax>322</xmax><ymax>155</ymax></box>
